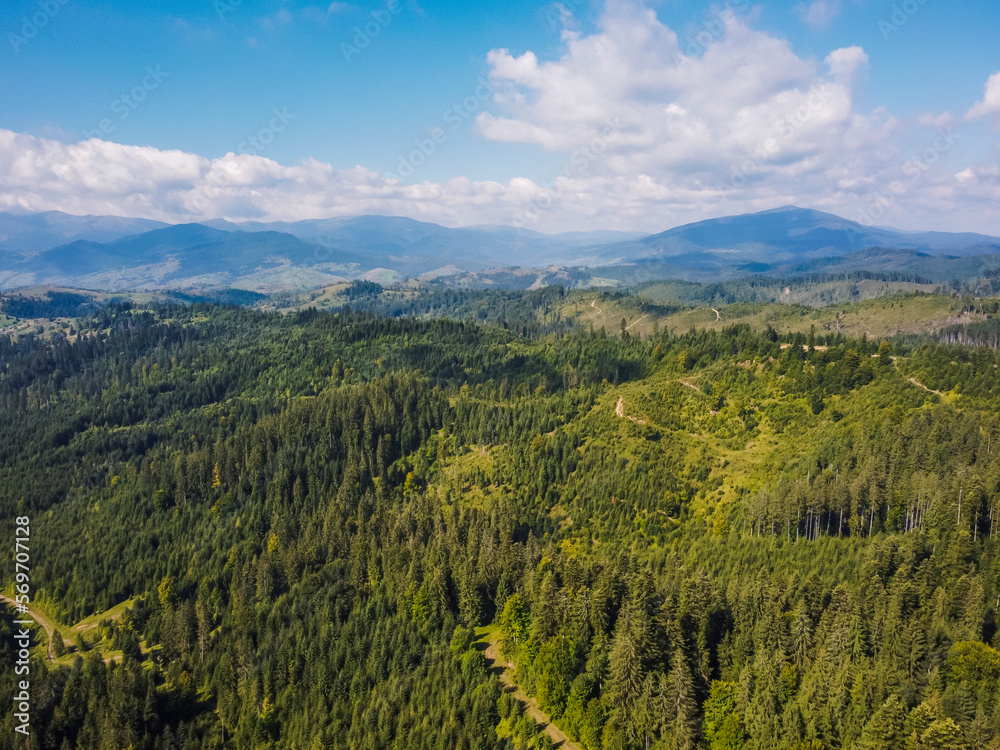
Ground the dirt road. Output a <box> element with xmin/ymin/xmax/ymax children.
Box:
<box><xmin>0</xmin><ymin>594</ymin><xmax>66</xmax><ymax>659</ymax></box>
<box><xmin>625</xmin><ymin>314</ymin><xmax>648</xmax><ymax>331</ymax></box>
<box><xmin>908</xmin><ymin>377</ymin><xmax>946</xmax><ymax>398</ymax></box>
<box><xmin>615</xmin><ymin>396</ymin><xmax>646</xmax><ymax>424</ymax></box>
<box><xmin>481</xmin><ymin>635</ymin><xmax>580</xmax><ymax>750</ymax></box>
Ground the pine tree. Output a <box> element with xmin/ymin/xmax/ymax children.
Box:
<box><xmin>790</xmin><ymin>602</ymin><xmax>814</xmax><ymax>674</ymax></box>
<box><xmin>608</xmin><ymin>607</ymin><xmax>644</xmax><ymax>729</ymax></box>
<box><xmin>704</xmin><ymin>681</ymin><xmax>746</xmax><ymax>750</ymax></box>
<box><xmin>859</xmin><ymin>694</ymin><xmax>906</xmax><ymax>750</ymax></box>
<box><xmin>666</xmin><ymin>658</ymin><xmax>700</xmax><ymax>750</ymax></box>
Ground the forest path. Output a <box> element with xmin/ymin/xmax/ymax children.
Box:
<box><xmin>625</xmin><ymin>314</ymin><xmax>648</xmax><ymax>331</ymax></box>
<box><xmin>907</xmin><ymin>377</ymin><xmax>946</xmax><ymax>398</ymax></box>
<box><xmin>0</xmin><ymin>593</ymin><xmax>66</xmax><ymax>659</ymax></box>
<box><xmin>615</xmin><ymin>396</ymin><xmax>646</xmax><ymax>424</ymax></box>
<box><xmin>480</xmin><ymin>634</ymin><xmax>580</xmax><ymax>750</ymax></box>
<box><xmin>711</xmin><ymin>307</ymin><xmax>721</xmax><ymax>321</ymax></box>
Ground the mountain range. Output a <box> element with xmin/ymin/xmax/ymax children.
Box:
<box><xmin>2</xmin><ymin>206</ymin><xmax>999</xmax><ymax>291</ymax></box>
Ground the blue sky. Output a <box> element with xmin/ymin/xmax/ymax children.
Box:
<box><xmin>1</xmin><ymin>0</ymin><xmax>999</xmax><ymax>232</ymax></box>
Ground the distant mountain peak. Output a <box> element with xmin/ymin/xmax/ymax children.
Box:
<box><xmin>2</xmin><ymin>207</ymin><xmax>999</xmax><ymax>292</ymax></box>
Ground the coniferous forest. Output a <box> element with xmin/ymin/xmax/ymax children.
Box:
<box><xmin>1</xmin><ymin>294</ymin><xmax>1000</xmax><ymax>750</ymax></box>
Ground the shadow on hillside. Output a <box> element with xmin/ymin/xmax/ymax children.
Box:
<box><xmin>475</xmin><ymin>639</ymin><xmax>507</xmax><ymax>679</ymax></box>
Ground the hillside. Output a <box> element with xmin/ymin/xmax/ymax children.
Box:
<box><xmin>257</xmin><ymin>280</ymin><xmax>996</xmax><ymax>344</ymax></box>
<box><xmin>1</xmin><ymin>299</ymin><xmax>999</xmax><ymax>749</ymax></box>
<box><xmin>602</xmin><ymin>206</ymin><xmax>1000</xmax><ymax>265</ymax></box>
<box><xmin>4</xmin><ymin>207</ymin><xmax>1000</xmax><ymax>292</ymax></box>
<box><xmin>560</xmin><ymin>290</ymin><xmax>994</xmax><ymax>341</ymax></box>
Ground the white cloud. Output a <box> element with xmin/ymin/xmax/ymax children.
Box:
<box><xmin>2</xmin><ymin>123</ymin><xmax>995</xmax><ymax>235</ymax></box>
<box><xmin>476</xmin><ymin>3</ymin><xmax>890</xmax><ymax>197</ymax></box>
<box><xmin>171</xmin><ymin>17</ymin><xmax>215</xmax><ymax>42</ymax></box>
<box><xmin>299</xmin><ymin>3</ymin><xmax>351</xmax><ymax>25</ymax></box>
<box><xmin>257</xmin><ymin>7</ymin><xmax>293</xmax><ymax>31</ymax></box>
<box><xmin>551</xmin><ymin>3</ymin><xmax>576</xmax><ymax>32</ymax></box>
<box><xmin>796</xmin><ymin>0</ymin><xmax>841</xmax><ymax>29</ymax></box>
<box><xmin>825</xmin><ymin>46</ymin><xmax>867</xmax><ymax>80</ymax></box>
<box><xmin>0</xmin><ymin>128</ymin><xmax>538</xmax><ymax>229</ymax></box>
<box><xmin>966</xmin><ymin>71</ymin><xmax>1000</xmax><ymax>121</ymax></box>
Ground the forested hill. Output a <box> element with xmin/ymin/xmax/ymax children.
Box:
<box><xmin>1</xmin><ymin>301</ymin><xmax>999</xmax><ymax>750</ymax></box>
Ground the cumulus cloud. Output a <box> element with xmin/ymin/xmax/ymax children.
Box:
<box><xmin>0</xmin><ymin>128</ymin><xmax>546</xmax><ymax>229</ymax></box>
<box><xmin>966</xmin><ymin>71</ymin><xmax>1000</xmax><ymax>121</ymax></box>
<box><xmin>796</xmin><ymin>0</ymin><xmax>841</xmax><ymax>28</ymax></box>
<box><xmin>825</xmin><ymin>46</ymin><xmax>867</xmax><ymax>80</ymax></box>
<box><xmin>476</xmin><ymin>3</ymin><xmax>892</xmax><ymax>205</ymax></box>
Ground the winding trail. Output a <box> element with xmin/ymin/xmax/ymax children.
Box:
<box><xmin>615</xmin><ymin>396</ymin><xmax>646</xmax><ymax>424</ymax></box>
<box><xmin>908</xmin><ymin>377</ymin><xmax>946</xmax><ymax>398</ymax></box>
<box><xmin>481</xmin><ymin>635</ymin><xmax>580</xmax><ymax>750</ymax></box>
<box><xmin>779</xmin><ymin>343</ymin><xmax>829</xmax><ymax>351</ymax></box>
<box><xmin>0</xmin><ymin>594</ymin><xmax>67</xmax><ymax>660</ymax></box>
<box><xmin>711</xmin><ymin>307</ymin><xmax>721</xmax><ymax>321</ymax></box>
<box><xmin>625</xmin><ymin>314</ymin><xmax>648</xmax><ymax>331</ymax></box>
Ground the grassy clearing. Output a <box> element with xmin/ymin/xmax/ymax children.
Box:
<box><xmin>476</xmin><ymin>622</ymin><xmax>501</xmax><ymax>643</ymax></box>
<box><xmin>2</xmin><ymin>592</ymin><xmax>141</xmax><ymax>668</ymax></box>
<box><xmin>559</xmin><ymin>291</ymin><xmax>977</xmax><ymax>341</ymax></box>
<box><xmin>639</xmin><ymin>278</ymin><xmax>940</xmax><ymax>308</ymax></box>
<box><xmin>657</xmin><ymin>293</ymin><xmax>968</xmax><ymax>339</ymax></box>
<box><xmin>69</xmin><ymin>597</ymin><xmax>137</xmax><ymax>637</ymax></box>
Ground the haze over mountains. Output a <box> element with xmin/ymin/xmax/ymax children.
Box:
<box><xmin>2</xmin><ymin>206</ymin><xmax>1000</xmax><ymax>291</ymax></box>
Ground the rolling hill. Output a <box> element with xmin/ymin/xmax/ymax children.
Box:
<box><xmin>601</xmin><ymin>205</ymin><xmax>1000</xmax><ymax>264</ymax></box>
<box><xmin>3</xmin><ymin>206</ymin><xmax>1000</xmax><ymax>291</ymax></box>
<box><xmin>0</xmin><ymin>210</ymin><xmax>168</xmax><ymax>258</ymax></box>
